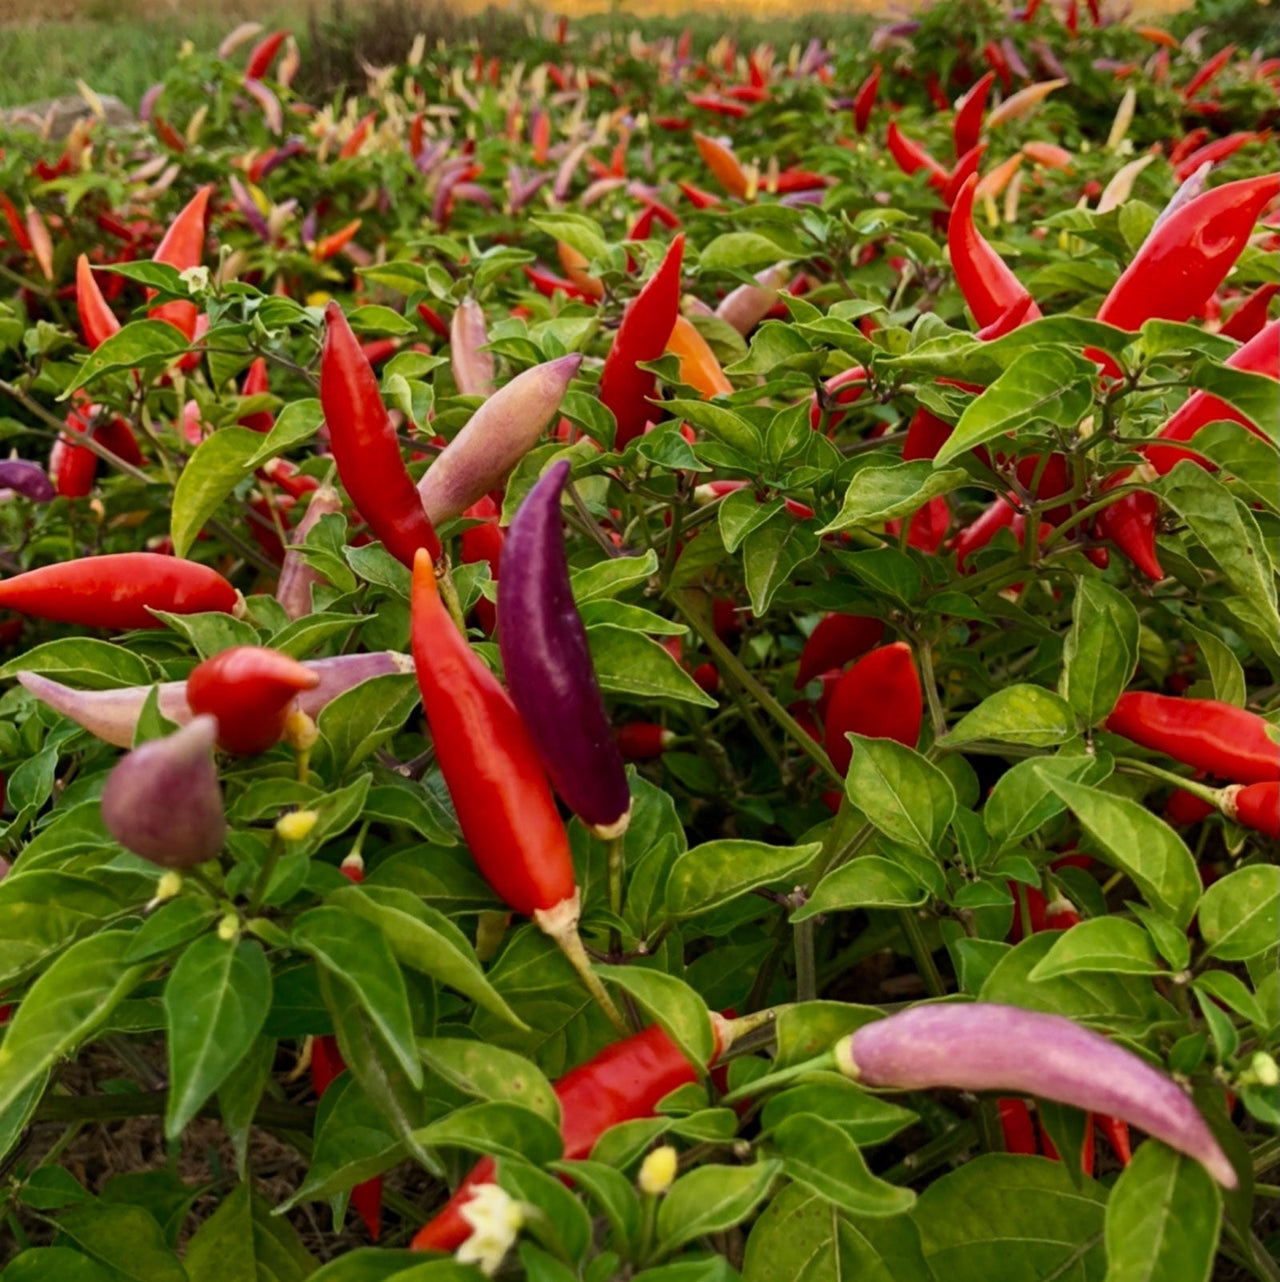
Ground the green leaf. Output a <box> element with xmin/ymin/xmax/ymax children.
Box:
<box><xmin>1198</xmin><ymin>865</ymin><xmax>1280</xmax><ymax>961</ymax></box>
<box><xmin>1187</xmin><ymin>625</ymin><xmax>1246</xmax><ymax>708</ymax></box>
<box><xmin>820</xmin><ymin>460</ymin><xmax>968</xmax><ymax>534</ymax></box>
<box><xmin>570</xmin><ymin>551</ymin><xmax>659</xmax><ymax>603</ymax></box>
<box><xmin>760</xmin><ymin>1075</ymin><xmax>917</xmax><ymax>1147</ymax></box>
<box><xmin>1103</xmin><ymin>1141</ymin><xmax>1221</xmax><ymax>1282</ymax></box>
<box><xmin>773</xmin><ymin>1114</ymin><xmax>916</xmax><ymax>1217</ymax></box>
<box><xmin>2</xmin><ymin>1248</ymin><xmax>118</xmax><ymax>1282</ymax></box>
<box><xmin>794</xmin><ymin>856</ymin><xmax>929</xmax><ymax>920</ymax></box>
<box><xmin>498</xmin><ymin>1158</ymin><xmax>594</xmax><ymax>1266</ymax></box>
<box><xmin>665</xmin><ymin>839</ymin><xmax>820</xmax><ymax>919</ymax></box>
<box><xmin>1060</xmin><ymin>579</ymin><xmax>1140</xmax><ymax>726</ymax></box>
<box><xmin>594</xmin><ymin>966</ymin><xmax>715</xmax><ymax>1070</ymax></box>
<box><xmin>330</xmin><ymin>884</ymin><xmax>525</xmax><ymax>1028</ymax></box>
<box><xmin>843</xmin><ymin>736</ymin><xmax>956</xmax><ymax>854</ymax></box>
<box><xmin>1187</xmin><ymin>358</ymin><xmax>1280</xmax><ymax>444</ymax></box>
<box><xmin>66</xmin><ymin>319</ymin><xmax>190</xmax><ymax>393</ymax></box>
<box><xmin>0</xmin><ymin>930</ymin><xmax>145</xmax><ymax>1115</ymax></box>
<box><xmin>934</xmin><ymin>349</ymin><xmax>1098</xmax><ymax>467</ymax></box>
<box><xmin>743</xmin><ymin>519</ymin><xmax>821</xmax><ymax>616</ymax></box>
<box><xmin>293</xmin><ymin>906</ymin><xmax>423</xmax><ymax>1087</ymax></box>
<box><xmin>1191</xmin><ymin>420</ymin><xmax>1279</xmax><ymax>514</ymax></box>
<box><xmin>170</xmin><ymin>425</ymin><xmax>263</xmax><ymax>558</ymax></box>
<box><xmin>552</xmin><ymin>1159</ymin><xmax>641</xmax><ymax>1250</ymax></box>
<box><xmin>163</xmin><ymin>934</ymin><xmax>273</xmax><ymax>1139</ymax></box>
<box><xmin>657</xmin><ymin>1161</ymin><xmax>782</xmax><ymax>1253</ymax></box>
<box><xmin>217</xmin><ymin>1035</ymin><xmax>276</xmax><ymax>1177</ymax></box>
<box><xmin>1</xmin><ymin>638</ymin><xmax>155</xmax><ymax>688</ymax></box>
<box><xmin>1038</xmin><ymin>773</ymin><xmax>1201</xmax><ymax>928</ymax></box>
<box><xmin>664</xmin><ymin>399</ymin><xmax>760</xmax><ymax>455</ymax></box>
<box><xmin>416</xmin><ymin>1039</ymin><xmax>559</xmax><ymax>1124</ymax></box>
<box><xmin>945</xmin><ymin>686</ymin><xmax>1078</xmax><ymax>748</ymax></box>
<box><xmin>773</xmin><ymin>1002</ymin><xmax>882</xmax><ymax>1070</ymax></box>
<box><xmin>911</xmin><ymin>1154</ymin><xmax>1106</xmax><ymax>1282</ymax></box>
<box><xmin>411</xmin><ymin>1100</ymin><xmax>562</xmax><ymax>1165</ymax></box>
<box><xmin>1028</xmin><ymin>918</ymin><xmax>1167</xmax><ymax>981</ymax></box>
<box><xmin>983</xmin><ymin>752</ymin><xmax>1112</xmax><ymax>848</ymax></box>
<box><xmin>700</xmin><ymin>232</ymin><xmax>793</xmax><ymax>273</ymax></box>
<box><xmin>586</xmin><ymin>625</ymin><xmax>717</xmax><ymax>707</ymax></box>
<box><xmin>317</xmin><ymin>672</ymin><xmax>420</xmax><ymax>776</ymax></box>
<box><xmin>54</xmin><ymin>1202</ymin><xmax>188</xmax><ymax>1282</ymax></box>
<box><xmin>187</xmin><ymin>1181</ymin><xmax>316</xmax><ymax>1282</ymax></box>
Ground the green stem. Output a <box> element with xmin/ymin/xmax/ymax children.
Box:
<box><xmin>436</xmin><ymin>556</ymin><xmax>468</xmax><ymax>634</ymax></box>
<box><xmin>1119</xmin><ymin>758</ymin><xmax>1222</xmax><ymax>806</ymax></box>
<box><xmin>34</xmin><ymin>1090</ymin><xmax>314</xmax><ymax>1130</ymax></box>
<box><xmin>247</xmin><ymin>832</ymin><xmax>284</xmax><ymax>914</ymax></box>
<box><xmin>794</xmin><ymin>918</ymin><xmax>817</xmax><ymax>1003</ymax></box>
<box><xmin>882</xmin><ymin>1120</ymin><xmax>978</xmax><ymax>1184</ymax></box>
<box><xmin>898</xmin><ymin>908</ymin><xmax>946</xmax><ymax>998</ymax></box>
<box><xmin>607</xmin><ymin>834</ymin><xmax>626</xmax><ymax>919</ymax></box>
<box><xmin>721</xmin><ymin>1050</ymin><xmax>838</xmax><ymax>1105</ymax></box>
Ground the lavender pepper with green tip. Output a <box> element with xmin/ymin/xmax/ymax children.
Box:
<box><xmin>835</xmin><ymin>1002</ymin><xmax>1237</xmax><ymax>1188</ymax></box>
<box><xmin>498</xmin><ymin>458</ymin><xmax>631</xmax><ymax>838</ymax></box>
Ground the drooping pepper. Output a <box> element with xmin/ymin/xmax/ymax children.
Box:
<box><xmin>498</xmin><ymin>461</ymin><xmax>631</xmax><ymax>836</ymax></box>
<box><xmin>1219</xmin><ymin>283</ymin><xmax>1278</xmax><ymax>343</ymax></box>
<box><xmin>186</xmin><ymin>646</ymin><xmax>320</xmax><ymax>756</ymax></box>
<box><xmin>833</xmin><ymin>1003</ymin><xmax>1236</xmax><ymax>1187</ymax></box>
<box><xmin>886</xmin><ymin>121</ymin><xmax>948</xmax><ymax>193</ymax></box>
<box><xmin>75</xmin><ymin>253</ymin><xmax>120</xmax><ymax>350</ymax></box>
<box><xmin>100</xmin><ymin>715</ymin><xmax>225</xmax><ymax>868</ymax></box>
<box><xmin>824</xmin><ymin>642</ymin><xmax>923</xmax><ymax>774</ymax></box>
<box><xmin>320</xmin><ymin>301</ymin><xmax>442</xmax><ymax>566</ymax></box>
<box><xmin>1094</xmin><ymin>481</ymin><xmax>1162</xmax><ymax>582</ymax></box>
<box><xmin>1105</xmin><ymin>691</ymin><xmax>1280</xmax><ymax>784</ymax></box>
<box><xmin>795</xmin><ymin>614</ymin><xmax>885</xmax><ymax>689</ymax></box>
<box><xmin>666</xmin><ymin>315</ymin><xmax>732</xmax><ymax>398</ymax></box>
<box><xmin>413</xmin><ymin>1021</ymin><xmax>723</xmax><ymax>1253</ymax></box>
<box><xmin>852</xmin><ymin>64</ymin><xmax>881</xmax><ymax>134</ymax></box>
<box><xmin>0</xmin><ymin>553</ymin><xmax>237</xmax><ymax>630</ymax></box>
<box><xmin>948</xmin><ymin>175</ymin><xmax>1042</xmax><ymax>329</ymax></box>
<box><xmin>599</xmin><ymin>234</ymin><xmax>684</xmax><ymax>450</ymax></box>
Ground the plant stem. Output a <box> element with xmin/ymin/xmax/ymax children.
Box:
<box><xmin>248</xmin><ymin>832</ymin><xmax>283</xmax><ymax>914</ymax></box>
<box><xmin>34</xmin><ymin>1090</ymin><xmax>314</xmax><ymax>1130</ymax></box>
<box><xmin>794</xmin><ymin>918</ymin><xmax>817</xmax><ymax>1002</ymax></box>
<box><xmin>435</xmin><ymin>556</ymin><xmax>468</xmax><ymax>634</ymax></box>
<box><xmin>898</xmin><ymin>908</ymin><xmax>946</xmax><ymax>998</ymax></box>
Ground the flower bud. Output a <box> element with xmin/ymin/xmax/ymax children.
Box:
<box><xmin>217</xmin><ymin>912</ymin><xmax>239</xmax><ymax>941</ymax></box>
<box><xmin>276</xmin><ymin>809</ymin><xmax>318</xmax><ymax>843</ymax></box>
<box><xmin>101</xmin><ymin>715</ymin><xmax>225</xmax><ymax>868</ymax></box>
<box><xmin>638</xmin><ymin>1145</ymin><xmax>678</xmax><ymax>1195</ymax></box>
<box><xmin>147</xmin><ymin>871</ymin><xmax>184</xmax><ymax>909</ymax></box>
<box><xmin>283</xmin><ymin>708</ymin><xmax>320</xmax><ymax>751</ymax></box>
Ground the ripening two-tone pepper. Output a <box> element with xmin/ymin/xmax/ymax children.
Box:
<box><xmin>413</xmin><ymin>1020</ymin><xmax>727</xmax><ymax>1253</ymax></box>
<box><xmin>498</xmin><ymin>461</ymin><xmax>631</xmax><ymax>837</ymax></box>
<box><xmin>320</xmin><ymin>301</ymin><xmax>442</xmax><ymax>566</ymax></box>
<box><xmin>186</xmin><ymin>646</ymin><xmax>319</xmax><ymax>756</ymax></box>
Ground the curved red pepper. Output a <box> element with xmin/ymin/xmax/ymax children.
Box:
<box><xmin>902</xmin><ymin>407</ymin><xmax>955</xmax><ymax>461</ymax></box>
<box><xmin>1220</xmin><ymin>284</ymin><xmax>1278</xmax><ymax>343</ymax></box>
<box><xmin>410</xmin><ymin>550</ymin><xmax>576</xmax><ymax>919</ymax></box>
<box><xmin>1228</xmin><ymin>781</ymin><xmax>1279</xmax><ymax>840</ymax></box>
<box><xmin>75</xmin><ymin>254</ymin><xmax>120</xmax><ymax>351</ymax></box>
<box><xmin>954</xmin><ymin>71</ymin><xmax>995</xmax><ymax>159</ymax></box>
<box><xmin>795</xmin><ymin>614</ymin><xmax>885</xmax><ymax>689</ymax></box>
<box><xmin>824</xmin><ymin>642</ymin><xmax>923</xmax><ymax>774</ymax></box>
<box><xmin>238</xmin><ymin>357</ymin><xmax>275</xmax><ymax>434</ymax></box>
<box><xmin>853</xmin><ymin>64</ymin><xmax>881</xmax><ymax>134</ymax></box>
<box><xmin>186</xmin><ymin>645</ymin><xmax>319</xmax><ymax>756</ymax></box>
<box><xmin>0</xmin><ymin>553</ymin><xmax>237</xmax><ymax>630</ymax></box>
<box><xmin>1183</xmin><ymin>44</ymin><xmax>1236</xmax><ymax>101</ymax></box>
<box><xmin>244</xmin><ymin>29</ymin><xmax>290</xmax><ymax>80</ymax></box>
<box><xmin>886</xmin><ymin>121</ymin><xmax>948</xmax><ymax>193</ymax></box>
<box><xmin>1106</xmin><ymin>692</ymin><xmax>1280</xmax><ymax>784</ymax></box>
<box><xmin>320</xmin><ymin>301</ymin><xmax>441</xmax><ymax>566</ymax></box>
<box><xmin>1094</xmin><ymin>482</ymin><xmax>1162</xmax><ymax>581</ymax></box>
<box><xmin>948</xmin><ymin>175</ymin><xmax>1042</xmax><ymax>328</ymax></box>
<box><xmin>942</xmin><ymin>143</ymin><xmax>987</xmax><ymax>208</ymax></box>
<box><xmin>600</xmin><ymin>234</ymin><xmax>684</xmax><ymax>450</ymax></box>
<box><xmin>615</xmin><ymin>723</ymin><xmax>674</xmax><ymax>760</ymax></box>
<box><xmin>412</xmin><ymin>1023</ymin><xmax>717</xmax><ymax>1253</ymax></box>
<box><xmin>1174</xmin><ymin>132</ymin><xmax>1257</xmax><ymax>182</ymax></box>
<box><xmin>149</xmin><ymin>185</ymin><xmax>212</xmax><ymax>342</ymax></box>
<box><xmin>310</xmin><ymin>1035</ymin><xmax>383</xmax><ymax>1239</ymax></box>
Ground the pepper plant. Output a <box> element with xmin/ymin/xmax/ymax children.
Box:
<box><xmin>0</xmin><ymin>3</ymin><xmax>1277</xmax><ymax>1279</ymax></box>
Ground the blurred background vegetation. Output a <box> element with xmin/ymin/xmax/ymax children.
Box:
<box><xmin>1</xmin><ymin>0</ymin><xmax>1268</xmax><ymax>111</ymax></box>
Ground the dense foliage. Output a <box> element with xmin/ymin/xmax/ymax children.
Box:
<box><xmin>0</xmin><ymin>3</ymin><xmax>1277</xmax><ymax>1279</ymax></box>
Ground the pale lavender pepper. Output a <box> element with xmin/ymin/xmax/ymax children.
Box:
<box><xmin>498</xmin><ymin>459</ymin><xmax>630</xmax><ymax>837</ymax></box>
<box><xmin>835</xmin><ymin>1002</ymin><xmax>1237</xmax><ymax>1188</ymax></box>
<box><xmin>276</xmin><ymin>484</ymin><xmax>343</xmax><ymax>620</ymax></box>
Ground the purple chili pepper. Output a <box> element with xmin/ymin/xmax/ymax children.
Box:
<box><xmin>0</xmin><ymin>460</ymin><xmax>56</xmax><ymax>503</ymax></box>
<box><xmin>512</xmin><ymin>172</ymin><xmax>552</xmax><ymax>213</ymax></box>
<box><xmin>1002</xmin><ymin>37</ymin><xmax>1030</xmax><ymax>81</ymax></box>
<box><xmin>780</xmin><ymin>189</ymin><xmax>826</xmax><ymax>208</ymax></box>
<box><xmin>415</xmin><ymin>139</ymin><xmax>449</xmax><ymax>177</ymax></box>
<box><xmin>580</xmin><ymin>176</ymin><xmax>625</xmax><ymax>208</ymax></box>
<box><xmin>1152</xmin><ymin>161</ymin><xmax>1212</xmax><ymax>230</ymax></box>
<box><xmin>256</xmin><ymin>138</ymin><xmax>306</xmax><ymax>181</ymax></box>
<box><xmin>300</xmin><ymin>206</ymin><xmax>318</xmax><ymax>246</ymax></box>
<box><xmin>229</xmin><ymin>175</ymin><xmax>271</xmax><ymax>242</ymax></box>
<box><xmin>138</xmin><ymin>83</ymin><xmax>164</xmax><ymax>123</ymax></box>
<box><xmin>101</xmin><ymin>715</ymin><xmax>226</xmax><ymax>868</ymax></box>
<box><xmin>451</xmin><ymin>182</ymin><xmax>494</xmax><ymax>211</ymax></box>
<box><xmin>835</xmin><ymin>1003</ymin><xmax>1237</xmax><ymax>1188</ymax></box>
<box><xmin>1030</xmin><ymin>40</ymin><xmax>1068</xmax><ymax>80</ymax></box>
<box><xmin>498</xmin><ymin>458</ymin><xmax>630</xmax><ymax>837</ymax></box>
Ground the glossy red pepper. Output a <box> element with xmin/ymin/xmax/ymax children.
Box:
<box><xmin>795</xmin><ymin>614</ymin><xmax>885</xmax><ymax>689</ymax></box>
<box><xmin>1183</xmin><ymin>44</ymin><xmax>1236</xmax><ymax>101</ymax></box>
<box><xmin>1106</xmin><ymin>692</ymin><xmax>1280</xmax><ymax>784</ymax></box>
<box><xmin>1095</xmin><ymin>175</ymin><xmax>1280</xmax><ymax>334</ymax></box>
<box><xmin>953</xmin><ymin>71</ymin><xmax>995</xmax><ymax>159</ymax></box>
<box><xmin>1224</xmin><ymin>781</ymin><xmax>1279</xmax><ymax>839</ymax></box>
<box><xmin>1094</xmin><ymin>482</ymin><xmax>1162</xmax><ymax>581</ymax></box>
<box><xmin>1219</xmin><ymin>284</ymin><xmax>1278</xmax><ymax>342</ymax></box>
<box><xmin>1173</xmin><ymin>132</ymin><xmax>1257</xmax><ymax>182</ymax></box>
<box><xmin>238</xmin><ymin>357</ymin><xmax>275</xmax><ymax>433</ymax></box>
<box><xmin>186</xmin><ymin>646</ymin><xmax>319</xmax><ymax>756</ymax></box>
<box><xmin>615</xmin><ymin>723</ymin><xmax>675</xmax><ymax>760</ymax></box>
<box><xmin>320</xmin><ymin>301</ymin><xmax>441</xmax><ymax>566</ymax></box>
<box><xmin>677</xmin><ymin>181</ymin><xmax>720</xmax><ymax>210</ymax></box>
<box><xmin>600</xmin><ymin>234</ymin><xmax>684</xmax><ymax>450</ymax></box>
<box><xmin>824</xmin><ymin>642</ymin><xmax>923</xmax><ymax>774</ymax></box>
<box><xmin>1167</xmin><ymin>128</ymin><xmax>1210</xmax><ymax>167</ymax></box>
<box><xmin>148</xmin><ymin>185</ymin><xmax>212</xmax><ymax>342</ymax></box>
<box><xmin>808</xmin><ymin>365</ymin><xmax>866</xmax><ymax>432</ymax></box>
<box><xmin>244</xmin><ymin>29</ymin><xmax>290</xmax><ymax>80</ymax></box>
<box><xmin>998</xmin><ymin>1097</ymin><xmax>1038</xmax><ymax>1154</ymax></box>
<box><xmin>983</xmin><ymin>39</ymin><xmax>1013</xmax><ymax>93</ymax></box>
<box><xmin>852</xmin><ymin>64</ymin><xmax>882</xmax><ymax>134</ymax></box>
<box><xmin>412</xmin><ymin>1023</ymin><xmax>718</xmax><ymax>1253</ymax></box>
<box><xmin>523</xmin><ymin>263</ymin><xmax>594</xmax><ymax>301</ymax></box>
<box><xmin>51</xmin><ymin>407</ymin><xmax>98</xmax><ymax>499</ymax></box>
<box><xmin>948</xmin><ymin>176</ymin><xmax>1042</xmax><ymax>328</ymax></box>
<box><xmin>942</xmin><ymin>143</ymin><xmax>988</xmax><ymax>208</ymax></box>
<box><xmin>1039</xmin><ymin>1110</ymin><xmax>1096</xmax><ymax>1175</ymax></box>
<box><xmin>1097</xmin><ymin>1113</ymin><xmax>1133</xmax><ymax>1166</ymax></box>
<box><xmin>886</xmin><ymin>121</ymin><xmax>948</xmax><ymax>193</ymax></box>
<box><xmin>75</xmin><ymin>254</ymin><xmax>120</xmax><ymax>350</ymax></box>
<box><xmin>0</xmin><ymin>553</ymin><xmax>237</xmax><ymax>630</ymax></box>
<box><xmin>460</xmin><ymin>496</ymin><xmax>503</xmax><ymax>634</ymax></box>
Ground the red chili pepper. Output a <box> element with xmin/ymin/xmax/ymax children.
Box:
<box><xmin>824</xmin><ymin>642</ymin><xmax>922</xmax><ymax>774</ymax></box>
<box><xmin>808</xmin><ymin>365</ymin><xmax>867</xmax><ymax>432</ymax></box>
<box><xmin>901</xmin><ymin>407</ymin><xmax>955</xmax><ymax>461</ymax></box>
<box><xmin>1097</xmin><ymin>1114</ymin><xmax>1133</xmax><ymax>1165</ymax></box>
<box><xmin>51</xmin><ymin>406</ymin><xmax>99</xmax><ymax>499</ymax></box>
<box><xmin>75</xmin><ymin>254</ymin><xmax>120</xmax><ymax>350</ymax></box>
<box><xmin>886</xmin><ymin>121</ymin><xmax>949</xmax><ymax>193</ymax></box>
<box><xmin>983</xmin><ymin>40</ymin><xmax>1013</xmax><ymax>93</ymax></box>
<box><xmin>677</xmin><ymin>180</ymin><xmax>721</xmax><ymax>210</ymax></box>
<box><xmin>523</xmin><ymin>263</ymin><xmax>594</xmax><ymax>301</ymax></box>
<box><xmin>0</xmin><ymin>193</ymin><xmax>31</xmax><ymax>252</ymax></box>
<box><xmin>1173</xmin><ymin>132</ymin><xmax>1257</xmax><ymax>182</ymax></box>
<box><xmin>795</xmin><ymin>614</ymin><xmax>885</xmax><ymax>689</ymax></box>
<box><xmin>1094</xmin><ymin>481</ymin><xmax>1162</xmax><ymax>581</ymax></box>
<box><xmin>1095</xmin><ymin>175</ymin><xmax>1280</xmax><ymax>334</ymax></box>
<box><xmin>627</xmin><ymin>204</ymin><xmax>657</xmax><ymax>242</ymax></box>
<box><xmin>615</xmin><ymin>723</ymin><xmax>675</xmax><ymax>760</ymax></box>
<box><xmin>1106</xmin><ymin>692</ymin><xmax>1280</xmax><ymax>784</ymax></box>
<box><xmin>954</xmin><ymin>71</ymin><xmax>995</xmax><ymax>158</ymax></box>
<box><xmin>643</xmin><ymin>198</ymin><xmax>681</xmax><ymax>230</ymax></box>
<box><xmin>1065</xmin><ymin>0</ymin><xmax>1079</xmax><ymax>35</ymax></box>
<box><xmin>244</xmin><ymin>29</ymin><xmax>290</xmax><ymax>80</ymax></box>
<box><xmin>412</xmin><ymin>1023</ymin><xmax>719</xmax><ymax>1252</ymax></box>
<box><xmin>1183</xmin><ymin>44</ymin><xmax>1236</xmax><ymax>101</ymax></box>
<box><xmin>998</xmin><ymin>1098</ymin><xmax>1038</xmax><ymax>1154</ymax></box>
<box><xmin>320</xmin><ymin>301</ymin><xmax>441</xmax><ymax>566</ymax></box>
<box><xmin>309</xmin><ymin>1035</ymin><xmax>383</xmax><ymax>1239</ymax></box>
<box><xmin>852</xmin><ymin>64</ymin><xmax>882</xmax><ymax>134</ymax></box>
<box><xmin>1166</xmin><ymin>786</ymin><xmax>1216</xmax><ymax>826</ymax></box>
<box><xmin>654</xmin><ymin>115</ymin><xmax>692</xmax><ymax>132</ymax></box>
<box><xmin>95</xmin><ymin>414</ymin><xmax>144</xmax><ymax>467</ymax></box>
<box><xmin>1039</xmin><ymin>1110</ymin><xmax>1095</xmax><ymax>1175</ymax></box>
<box><xmin>950</xmin><ymin>495</ymin><xmax>1019</xmax><ymax>570</ymax></box>
<box><xmin>186</xmin><ymin>645</ymin><xmax>319</xmax><ymax>756</ymax></box>
<box><xmin>925</xmin><ymin>73</ymin><xmax>950</xmax><ymax>112</ymax></box>
<box><xmin>600</xmin><ymin>234</ymin><xmax>684</xmax><ymax>450</ymax></box>
<box><xmin>693</xmin><ymin>134</ymin><xmax>749</xmax><ymax>199</ymax></box>
<box><xmin>687</xmin><ymin>93</ymin><xmax>750</xmax><ymax>119</ymax></box>
<box><xmin>410</xmin><ymin>549</ymin><xmax>576</xmax><ymax>919</ymax></box>
<box><xmin>313</xmin><ymin>218</ymin><xmax>361</xmax><ymax>262</ymax></box>
<box><xmin>460</xmin><ymin>497</ymin><xmax>503</xmax><ymax>635</ymax></box>
<box><xmin>0</xmin><ymin>553</ymin><xmax>237</xmax><ymax>630</ymax></box>
<box><xmin>1168</xmin><ymin>129</ymin><xmax>1210</xmax><ymax>167</ymax></box>
<box><xmin>416</xmin><ymin>302</ymin><xmax>450</xmax><ymax>339</ymax></box>
<box><xmin>1219</xmin><ymin>284</ymin><xmax>1278</xmax><ymax>342</ymax></box>
<box><xmin>1225</xmin><ymin>781</ymin><xmax>1279</xmax><ymax>839</ymax></box>
<box><xmin>149</xmin><ymin>185</ymin><xmax>212</xmax><ymax>342</ymax></box>
<box><xmin>887</xmin><ymin>495</ymin><xmax>951</xmax><ymax>553</ymax></box>
<box><xmin>948</xmin><ymin>175</ymin><xmax>1042</xmax><ymax>328</ymax></box>
<box><xmin>153</xmin><ymin>115</ymin><xmax>186</xmax><ymax>153</ymax></box>
<box><xmin>339</xmin><ymin>111</ymin><xmax>378</xmax><ymax>161</ymax></box>
<box><xmin>942</xmin><ymin>143</ymin><xmax>988</xmax><ymax>208</ymax></box>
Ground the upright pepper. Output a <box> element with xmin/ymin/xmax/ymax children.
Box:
<box><xmin>148</xmin><ymin>185</ymin><xmax>212</xmax><ymax>342</ymax></box>
<box><xmin>0</xmin><ymin>553</ymin><xmax>237</xmax><ymax>630</ymax></box>
<box><xmin>824</xmin><ymin>642</ymin><xmax>923</xmax><ymax>774</ymax></box>
<box><xmin>186</xmin><ymin>646</ymin><xmax>319</xmax><ymax>756</ymax></box>
<box><xmin>1105</xmin><ymin>691</ymin><xmax>1280</xmax><ymax>784</ymax></box>
<box><xmin>666</xmin><ymin>315</ymin><xmax>732</xmax><ymax>398</ymax></box>
<box><xmin>320</xmin><ymin>301</ymin><xmax>442</xmax><ymax>566</ymax></box>
<box><xmin>693</xmin><ymin>134</ymin><xmax>749</xmax><ymax>199</ymax></box>
<box><xmin>75</xmin><ymin>254</ymin><xmax>120</xmax><ymax>350</ymax></box>
<box><xmin>413</xmin><ymin>1021</ymin><xmax>722</xmax><ymax>1253</ymax></box>
<box><xmin>886</xmin><ymin>121</ymin><xmax>948</xmax><ymax>193</ymax></box>
<box><xmin>600</xmin><ymin>235</ymin><xmax>684</xmax><ymax>450</ymax></box>
<box><xmin>948</xmin><ymin>175</ymin><xmax>1042</xmax><ymax>328</ymax></box>
<box><xmin>852</xmin><ymin>64</ymin><xmax>881</xmax><ymax>134</ymax></box>
<box><xmin>953</xmin><ymin>71</ymin><xmax>995</xmax><ymax>158</ymax></box>
<box><xmin>450</xmin><ymin>298</ymin><xmax>496</xmax><ymax>397</ymax></box>
<box><xmin>498</xmin><ymin>460</ymin><xmax>631</xmax><ymax>837</ymax></box>
<box><xmin>716</xmin><ymin>262</ymin><xmax>789</xmax><ymax>336</ymax></box>
<box><xmin>244</xmin><ymin>29</ymin><xmax>290</xmax><ymax>80</ymax></box>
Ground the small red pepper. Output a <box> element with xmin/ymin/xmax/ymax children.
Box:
<box><xmin>886</xmin><ymin>121</ymin><xmax>949</xmax><ymax>193</ymax></box>
<box><xmin>238</xmin><ymin>357</ymin><xmax>275</xmax><ymax>434</ymax></box>
<box><xmin>999</xmin><ymin>1098</ymin><xmax>1038</xmax><ymax>1154</ymax></box>
<box><xmin>149</xmin><ymin>185</ymin><xmax>212</xmax><ymax>342</ymax></box>
<box><xmin>852</xmin><ymin>64</ymin><xmax>882</xmax><ymax>134</ymax></box>
<box><xmin>1219</xmin><ymin>284</ymin><xmax>1278</xmax><ymax>343</ymax></box>
<box><xmin>1106</xmin><ymin>692</ymin><xmax>1280</xmax><ymax>784</ymax></box>
<box><xmin>1094</xmin><ymin>476</ymin><xmax>1162</xmax><ymax>582</ymax></box>
<box><xmin>320</xmin><ymin>301</ymin><xmax>441</xmax><ymax>566</ymax></box>
<box><xmin>795</xmin><ymin>614</ymin><xmax>885</xmax><ymax>689</ymax></box>
<box><xmin>1222</xmin><ymin>781</ymin><xmax>1279</xmax><ymax>839</ymax></box>
<box><xmin>1168</xmin><ymin>128</ymin><xmax>1210</xmax><ymax>168</ymax></box>
<box><xmin>186</xmin><ymin>646</ymin><xmax>319</xmax><ymax>756</ymax></box>
<box><xmin>75</xmin><ymin>254</ymin><xmax>120</xmax><ymax>351</ymax></box>
<box><xmin>953</xmin><ymin>71</ymin><xmax>995</xmax><ymax>159</ymax></box>
<box><xmin>1183</xmin><ymin>44</ymin><xmax>1236</xmax><ymax>101</ymax></box>
<box><xmin>677</xmin><ymin>180</ymin><xmax>720</xmax><ymax>210</ymax></box>
<box><xmin>824</xmin><ymin>642</ymin><xmax>922</xmax><ymax>774</ymax></box>
<box><xmin>244</xmin><ymin>29</ymin><xmax>290</xmax><ymax>80</ymax></box>
<box><xmin>1173</xmin><ymin>132</ymin><xmax>1257</xmax><ymax>182</ymax></box>
<box><xmin>615</xmin><ymin>723</ymin><xmax>675</xmax><ymax>760</ymax></box>
<box><xmin>309</xmin><ymin>1035</ymin><xmax>383</xmax><ymax>1239</ymax></box>
<box><xmin>1097</xmin><ymin>1114</ymin><xmax>1133</xmax><ymax>1166</ymax></box>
